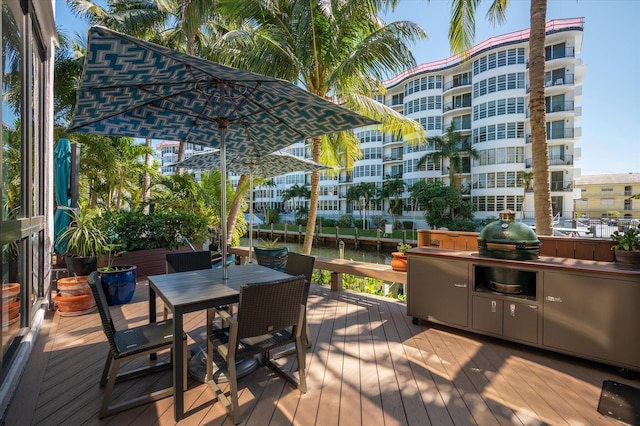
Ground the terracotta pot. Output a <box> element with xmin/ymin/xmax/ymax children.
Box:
<box><xmin>57</xmin><ymin>276</ymin><xmax>92</xmax><ymax>297</ymax></box>
<box><xmin>54</xmin><ymin>293</ymin><xmax>96</xmax><ymax>316</ymax></box>
<box><xmin>6</xmin><ymin>301</ymin><xmax>20</xmax><ymax>320</ymax></box>
<box><xmin>390</xmin><ymin>252</ymin><xmax>407</xmax><ymax>272</ymax></box>
<box><xmin>2</xmin><ymin>283</ymin><xmax>20</xmax><ymax>304</ymax></box>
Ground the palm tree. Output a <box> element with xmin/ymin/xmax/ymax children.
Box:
<box><xmin>67</xmin><ymin>0</ymin><xmax>249</xmax><ymax>234</ymax></box>
<box><xmin>212</xmin><ymin>0</ymin><xmax>427</xmax><ymax>254</ymax></box>
<box><xmin>380</xmin><ymin>178</ymin><xmax>405</xmax><ymax>228</ymax></box>
<box><xmin>446</xmin><ymin>0</ymin><xmax>552</xmax><ymax>234</ymax></box>
<box><xmin>346</xmin><ymin>182</ymin><xmax>378</xmax><ymax>230</ymax></box>
<box><xmin>417</xmin><ymin>122</ymin><xmax>478</xmax><ymax>190</ymax></box>
<box><xmin>282</xmin><ymin>184</ymin><xmax>310</xmax><ymax>225</ymax></box>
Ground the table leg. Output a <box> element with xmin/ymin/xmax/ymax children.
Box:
<box><xmin>149</xmin><ymin>286</ymin><xmax>158</xmax><ymax>361</ymax></box>
<box><xmin>174</xmin><ymin>310</ymin><xmax>185</xmax><ymax>421</ymax></box>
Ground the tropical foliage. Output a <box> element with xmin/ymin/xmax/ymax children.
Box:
<box><xmin>58</xmin><ymin>208</ymin><xmax>109</xmax><ymax>257</ymax></box>
<box><xmin>211</xmin><ymin>0</ymin><xmax>427</xmax><ymax>253</ymax></box>
<box><xmin>346</xmin><ymin>182</ymin><xmax>378</xmax><ymax>230</ymax></box>
<box><xmin>379</xmin><ymin>178</ymin><xmax>406</xmax><ymax>228</ymax></box>
<box><xmin>282</xmin><ymin>184</ymin><xmax>310</xmax><ymax>225</ymax></box>
<box><xmin>417</xmin><ymin>122</ymin><xmax>478</xmax><ymax>190</ymax></box>
<box><xmin>99</xmin><ymin>209</ymin><xmax>210</xmax><ymax>251</ymax></box>
<box><xmin>409</xmin><ymin>180</ymin><xmax>476</xmax><ymax>231</ymax></box>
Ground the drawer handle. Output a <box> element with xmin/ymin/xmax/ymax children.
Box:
<box><xmin>491</xmin><ymin>300</ymin><xmax>497</xmax><ymax>312</ymax></box>
<box><xmin>454</xmin><ymin>283</ymin><xmax>467</xmax><ymax>288</ymax></box>
<box><xmin>545</xmin><ymin>296</ymin><xmax>563</xmax><ymax>303</ymax></box>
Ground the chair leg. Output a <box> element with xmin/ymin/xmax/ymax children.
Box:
<box><xmin>228</xmin><ymin>355</ymin><xmax>240</xmax><ymax>424</ymax></box>
<box><xmin>305</xmin><ymin>321</ymin><xmax>312</xmax><ymax>348</ymax></box>
<box><xmin>100</xmin><ymin>350</ymin><xmax>113</xmax><ymax>387</ymax></box>
<box><xmin>295</xmin><ymin>336</ymin><xmax>307</xmax><ymax>393</ymax></box>
<box><xmin>100</xmin><ymin>357</ymin><xmax>121</xmax><ymax>418</ymax></box>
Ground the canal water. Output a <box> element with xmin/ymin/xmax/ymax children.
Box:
<box><xmin>240</xmin><ymin>237</ymin><xmax>393</xmax><ymax>265</ymax></box>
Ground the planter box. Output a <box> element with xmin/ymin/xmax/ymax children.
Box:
<box><xmin>416</xmin><ymin>229</ymin><xmax>616</xmax><ymax>262</ymax></box>
<box><xmin>111</xmin><ymin>246</ymin><xmax>193</xmax><ymax>279</ymax></box>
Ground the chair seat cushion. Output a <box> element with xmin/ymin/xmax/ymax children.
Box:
<box><xmin>210</xmin><ymin>327</ymin><xmax>295</xmax><ymax>359</ymax></box>
<box><xmin>113</xmin><ymin>320</ymin><xmax>176</xmax><ymax>358</ymax></box>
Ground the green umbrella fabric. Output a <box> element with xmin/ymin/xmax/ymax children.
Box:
<box><xmin>54</xmin><ymin>138</ymin><xmax>72</xmax><ymax>254</ymax></box>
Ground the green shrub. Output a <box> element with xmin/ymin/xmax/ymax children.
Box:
<box><xmin>319</xmin><ymin>217</ymin><xmax>336</xmax><ymax>227</ymax></box>
<box><xmin>337</xmin><ymin>214</ymin><xmax>355</xmax><ymax>228</ymax></box>
<box><xmin>402</xmin><ymin>220</ymin><xmax>414</xmax><ymax>230</ymax></box>
<box><xmin>265</xmin><ymin>209</ymin><xmax>280</xmax><ymax>225</ymax></box>
<box><xmin>100</xmin><ymin>209</ymin><xmax>209</xmax><ymax>252</ymax></box>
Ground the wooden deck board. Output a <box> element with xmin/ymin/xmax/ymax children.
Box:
<box><xmin>4</xmin><ymin>278</ymin><xmax>632</xmax><ymax>425</ymax></box>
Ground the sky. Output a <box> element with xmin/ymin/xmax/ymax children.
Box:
<box><xmin>55</xmin><ymin>0</ymin><xmax>639</xmax><ymax>176</ymax></box>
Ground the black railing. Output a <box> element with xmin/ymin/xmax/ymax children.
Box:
<box><xmin>443</xmin><ymin>80</ymin><xmax>471</xmax><ymax>91</ymax></box>
<box><xmin>547</xmin><ymin>101</ymin><xmax>575</xmax><ymax>113</ymax></box>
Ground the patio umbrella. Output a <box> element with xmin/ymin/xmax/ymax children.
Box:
<box><xmin>67</xmin><ymin>26</ymin><xmax>376</xmax><ymax>279</ymax></box>
<box><xmin>176</xmin><ymin>150</ymin><xmax>332</xmax><ymax>262</ymax></box>
<box><xmin>54</xmin><ymin>138</ymin><xmax>72</xmax><ymax>254</ymax></box>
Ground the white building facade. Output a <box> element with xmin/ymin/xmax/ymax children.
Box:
<box><xmin>159</xmin><ymin>18</ymin><xmax>586</xmax><ymax>227</ymax></box>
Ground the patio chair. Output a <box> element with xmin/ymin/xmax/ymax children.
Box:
<box><xmin>207</xmin><ymin>274</ymin><xmax>308</xmax><ymax>424</ymax></box>
<box><xmin>284</xmin><ymin>251</ymin><xmax>315</xmax><ymax>349</ymax></box>
<box><xmin>87</xmin><ymin>271</ymin><xmax>186</xmax><ymax>418</ymax></box>
<box><xmin>164</xmin><ymin>250</ymin><xmax>214</xmax><ymax>320</ymax></box>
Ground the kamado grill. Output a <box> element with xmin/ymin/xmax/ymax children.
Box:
<box><xmin>477</xmin><ymin>210</ymin><xmax>540</xmax><ymax>294</ymax></box>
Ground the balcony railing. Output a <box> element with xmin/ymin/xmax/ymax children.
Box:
<box><xmin>443</xmin><ymin>101</ymin><xmax>472</xmax><ymax>112</ymax></box>
<box><xmin>550</xmin><ymin>181</ymin><xmax>573</xmax><ymax>191</ymax></box>
<box><xmin>526</xmin><ymin>128</ymin><xmax>574</xmax><ymax>143</ymax></box>
<box><xmin>548</xmin><ymin>101</ymin><xmax>574</xmax><ymax>113</ymax></box>
<box><xmin>443</xmin><ymin>80</ymin><xmax>472</xmax><ymax>92</ymax></box>
<box><xmin>384</xmin><ymin>173</ymin><xmax>403</xmax><ymax>180</ymax></box>
<box><xmin>546</xmin><ymin>47</ymin><xmax>575</xmax><ymax>61</ymax></box>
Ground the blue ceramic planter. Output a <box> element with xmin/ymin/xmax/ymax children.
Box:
<box><xmin>99</xmin><ymin>265</ymin><xmax>137</xmax><ymax>305</ymax></box>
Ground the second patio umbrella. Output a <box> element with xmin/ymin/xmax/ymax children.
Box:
<box><xmin>67</xmin><ymin>26</ymin><xmax>376</xmax><ymax>279</ymax></box>
<box><xmin>54</xmin><ymin>138</ymin><xmax>72</xmax><ymax>254</ymax></box>
<box><xmin>176</xmin><ymin>150</ymin><xmax>331</xmax><ymax>262</ymax></box>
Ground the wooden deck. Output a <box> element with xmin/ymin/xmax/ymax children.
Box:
<box><xmin>5</xmin><ymin>278</ymin><xmax>632</xmax><ymax>425</ymax></box>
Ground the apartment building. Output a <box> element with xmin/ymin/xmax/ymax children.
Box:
<box><xmin>164</xmin><ymin>18</ymin><xmax>586</xmax><ymax>227</ymax></box>
<box><xmin>574</xmin><ymin>173</ymin><xmax>640</xmax><ymax>220</ymax></box>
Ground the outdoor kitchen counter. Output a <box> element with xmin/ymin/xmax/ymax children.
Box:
<box><xmin>407</xmin><ymin>246</ymin><xmax>640</xmax><ymax>278</ymax></box>
<box><xmin>406</xmin><ymin>247</ymin><xmax>640</xmax><ymax>373</ymax></box>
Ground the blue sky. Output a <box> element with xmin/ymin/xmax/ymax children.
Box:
<box><xmin>56</xmin><ymin>0</ymin><xmax>639</xmax><ymax>176</ymax></box>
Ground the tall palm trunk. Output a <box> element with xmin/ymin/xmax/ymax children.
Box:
<box><xmin>529</xmin><ymin>0</ymin><xmax>553</xmax><ymax>235</ymax></box>
<box><xmin>303</xmin><ymin>136</ymin><xmax>322</xmax><ymax>254</ymax></box>
<box><xmin>226</xmin><ymin>174</ymin><xmax>248</xmax><ymax>246</ymax></box>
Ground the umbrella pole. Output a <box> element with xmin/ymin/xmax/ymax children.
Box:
<box><xmin>220</xmin><ymin>128</ymin><xmax>228</xmax><ymax>280</ymax></box>
<box><xmin>248</xmin><ymin>168</ymin><xmax>254</xmax><ymax>263</ymax></box>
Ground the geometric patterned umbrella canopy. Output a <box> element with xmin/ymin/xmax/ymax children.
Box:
<box><xmin>176</xmin><ymin>150</ymin><xmax>332</xmax><ymax>262</ymax></box>
<box><xmin>175</xmin><ymin>150</ymin><xmax>331</xmax><ymax>178</ymax></box>
<box><xmin>67</xmin><ymin>26</ymin><xmax>377</xmax><ymax>155</ymax></box>
<box><xmin>67</xmin><ymin>26</ymin><xmax>376</xmax><ymax>278</ymax></box>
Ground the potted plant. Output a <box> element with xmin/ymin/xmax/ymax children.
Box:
<box><xmin>58</xmin><ymin>208</ymin><xmax>109</xmax><ymax>276</ymax></box>
<box><xmin>253</xmin><ymin>238</ymin><xmax>289</xmax><ymax>271</ymax></box>
<box><xmin>390</xmin><ymin>243</ymin><xmax>412</xmax><ymax>272</ymax></box>
<box><xmin>97</xmin><ymin>244</ymin><xmax>137</xmax><ymax>305</ymax></box>
<box><xmin>611</xmin><ymin>227</ymin><xmax>640</xmax><ymax>269</ymax></box>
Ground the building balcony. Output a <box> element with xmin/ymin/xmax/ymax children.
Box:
<box><xmin>550</xmin><ymin>181</ymin><xmax>574</xmax><ymax>192</ymax></box>
<box><xmin>384</xmin><ymin>173</ymin><xmax>403</xmax><ymax>180</ymax></box>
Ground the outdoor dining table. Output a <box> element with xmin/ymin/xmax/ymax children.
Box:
<box><xmin>147</xmin><ymin>263</ymin><xmax>294</xmax><ymax>421</ymax></box>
